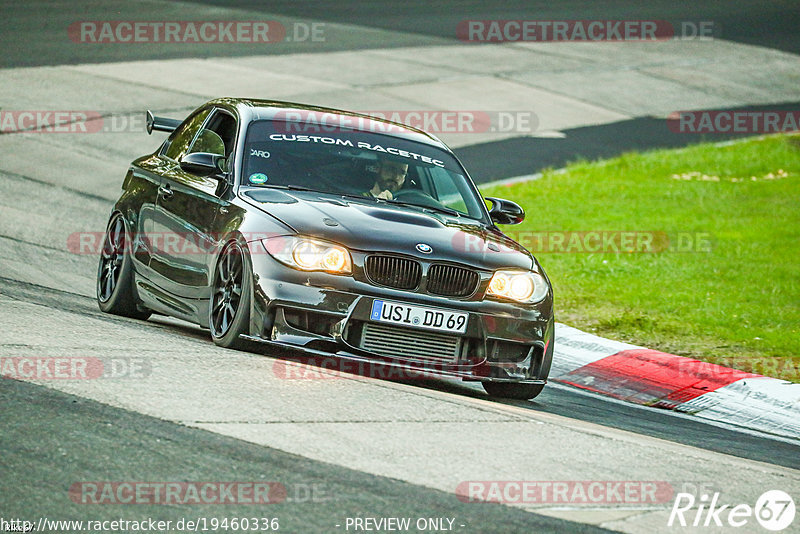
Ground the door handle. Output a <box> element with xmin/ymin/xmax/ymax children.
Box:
<box><xmin>158</xmin><ymin>184</ymin><xmax>174</xmax><ymax>200</ymax></box>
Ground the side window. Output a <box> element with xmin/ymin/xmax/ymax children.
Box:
<box><xmin>164</xmin><ymin>108</ymin><xmax>211</xmax><ymax>161</ymax></box>
<box><xmin>187</xmin><ymin>110</ymin><xmax>237</xmax><ymax>158</ymax></box>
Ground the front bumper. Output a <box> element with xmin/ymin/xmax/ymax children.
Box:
<box><xmin>245</xmin><ymin>241</ymin><xmax>554</xmax><ymax>384</ymax></box>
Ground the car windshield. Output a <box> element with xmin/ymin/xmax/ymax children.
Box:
<box><xmin>241</xmin><ymin>119</ymin><xmax>487</xmax><ymax>220</ymax></box>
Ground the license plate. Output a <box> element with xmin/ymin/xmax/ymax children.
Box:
<box><xmin>370</xmin><ymin>300</ymin><xmax>468</xmax><ymax>334</ymax></box>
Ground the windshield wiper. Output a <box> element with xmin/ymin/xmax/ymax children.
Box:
<box><xmin>255</xmin><ymin>184</ymin><xmax>317</xmax><ymax>192</ymax></box>
<box><xmin>388</xmin><ymin>200</ymin><xmax>461</xmax><ymax>217</ymax></box>
<box><xmin>335</xmin><ymin>194</ymin><xmax>459</xmax><ymax>216</ymax></box>
<box><xmin>337</xmin><ymin>192</ymin><xmax>380</xmax><ymax>202</ymax></box>
<box><xmin>254</xmin><ymin>188</ymin><xmax>461</xmax><ymax>217</ymax></box>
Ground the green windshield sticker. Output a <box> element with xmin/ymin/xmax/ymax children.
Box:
<box><xmin>248</xmin><ymin>173</ymin><xmax>268</xmax><ymax>184</ymax></box>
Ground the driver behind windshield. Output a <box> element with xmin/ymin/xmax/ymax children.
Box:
<box><xmin>362</xmin><ymin>158</ymin><xmax>408</xmax><ymax>200</ymax></box>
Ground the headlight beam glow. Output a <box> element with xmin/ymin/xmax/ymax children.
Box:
<box><xmin>487</xmin><ymin>270</ymin><xmax>548</xmax><ymax>303</ymax></box>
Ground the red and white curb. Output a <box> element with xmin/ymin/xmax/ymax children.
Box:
<box><xmin>551</xmin><ymin>324</ymin><xmax>800</xmax><ymax>439</ymax></box>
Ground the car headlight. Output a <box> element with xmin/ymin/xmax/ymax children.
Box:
<box><xmin>264</xmin><ymin>236</ymin><xmax>352</xmax><ymax>274</ymax></box>
<box><xmin>487</xmin><ymin>270</ymin><xmax>548</xmax><ymax>303</ymax></box>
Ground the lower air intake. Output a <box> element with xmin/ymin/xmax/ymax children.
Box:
<box><xmin>360</xmin><ymin>322</ymin><xmax>461</xmax><ymax>362</ymax></box>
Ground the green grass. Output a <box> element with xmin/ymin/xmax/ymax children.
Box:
<box><xmin>481</xmin><ymin>134</ymin><xmax>800</xmax><ymax>381</ymax></box>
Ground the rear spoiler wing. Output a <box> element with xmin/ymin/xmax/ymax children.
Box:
<box><xmin>145</xmin><ymin>110</ymin><xmax>182</xmax><ymax>134</ymax></box>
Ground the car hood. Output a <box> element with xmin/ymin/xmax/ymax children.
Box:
<box><xmin>241</xmin><ymin>188</ymin><xmax>533</xmax><ymax>271</ymax></box>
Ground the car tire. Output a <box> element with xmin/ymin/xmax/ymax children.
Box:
<box><xmin>482</xmin><ymin>381</ymin><xmax>545</xmax><ymax>400</ymax></box>
<box><xmin>96</xmin><ymin>213</ymin><xmax>151</xmax><ymax>320</ymax></box>
<box><xmin>209</xmin><ymin>239</ymin><xmax>253</xmax><ymax>350</ymax></box>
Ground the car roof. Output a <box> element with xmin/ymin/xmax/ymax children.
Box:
<box><xmin>204</xmin><ymin>97</ymin><xmax>449</xmax><ymax>150</ymax></box>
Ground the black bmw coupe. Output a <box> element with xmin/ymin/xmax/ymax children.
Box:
<box><xmin>97</xmin><ymin>98</ymin><xmax>554</xmax><ymax>399</ymax></box>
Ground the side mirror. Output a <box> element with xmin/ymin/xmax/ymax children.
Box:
<box><xmin>485</xmin><ymin>197</ymin><xmax>525</xmax><ymax>225</ymax></box>
<box><xmin>180</xmin><ymin>152</ymin><xmax>228</xmax><ymax>177</ymax></box>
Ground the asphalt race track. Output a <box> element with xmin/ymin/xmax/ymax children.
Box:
<box><xmin>1</xmin><ymin>2</ymin><xmax>799</xmax><ymax>533</ymax></box>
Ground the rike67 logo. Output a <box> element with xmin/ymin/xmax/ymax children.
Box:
<box><xmin>668</xmin><ymin>490</ymin><xmax>795</xmax><ymax>531</ymax></box>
